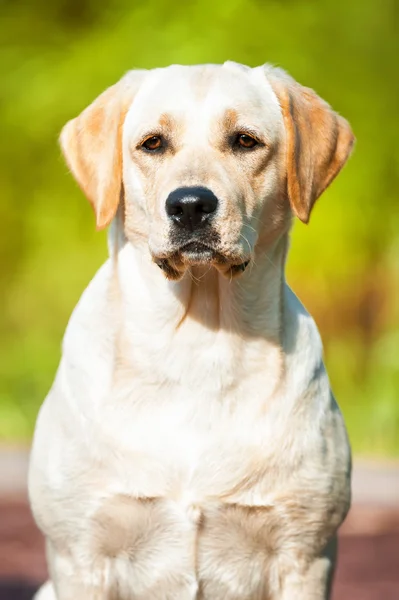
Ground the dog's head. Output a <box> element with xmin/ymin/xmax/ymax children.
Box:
<box><xmin>60</xmin><ymin>62</ymin><xmax>354</xmax><ymax>280</ymax></box>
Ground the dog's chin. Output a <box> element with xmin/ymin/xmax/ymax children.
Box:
<box><xmin>153</xmin><ymin>242</ymin><xmax>250</xmax><ymax>281</ymax></box>
<box><xmin>180</xmin><ymin>242</ymin><xmax>216</xmax><ymax>265</ymax></box>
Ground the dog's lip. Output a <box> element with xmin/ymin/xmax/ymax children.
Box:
<box><xmin>179</xmin><ymin>241</ymin><xmax>215</xmax><ymax>256</ymax></box>
<box><xmin>153</xmin><ymin>244</ymin><xmax>250</xmax><ymax>278</ymax></box>
<box><xmin>153</xmin><ymin>242</ymin><xmax>250</xmax><ymax>266</ymax></box>
<box><xmin>178</xmin><ymin>244</ymin><xmax>250</xmax><ymax>271</ymax></box>
<box><xmin>152</xmin><ymin>241</ymin><xmax>250</xmax><ymax>276</ymax></box>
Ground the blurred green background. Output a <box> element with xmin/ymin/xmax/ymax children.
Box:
<box><xmin>1</xmin><ymin>0</ymin><xmax>398</xmax><ymax>455</ymax></box>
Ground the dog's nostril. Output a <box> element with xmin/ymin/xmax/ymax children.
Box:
<box><xmin>200</xmin><ymin>200</ymin><xmax>217</xmax><ymax>214</ymax></box>
<box><xmin>165</xmin><ymin>187</ymin><xmax>218</xmax><ymax>231</ymax></box>
<box><xmin>167</xmin><ymin>204</ymin><xmax>184</xmax><ymax>217</ymax></box>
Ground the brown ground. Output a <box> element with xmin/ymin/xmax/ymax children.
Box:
<box><xmin>1</xmin><ymin>497</ymin><xmax>398</xmax><ymax>600</ymax></box>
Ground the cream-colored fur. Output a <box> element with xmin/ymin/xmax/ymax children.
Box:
<box><xmin>29</xmin><ymin>62</ymin><xmax>354</xmax><ymax>600</ymax></box>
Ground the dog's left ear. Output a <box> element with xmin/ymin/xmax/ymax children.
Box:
<box><xmin>60</xmin><ymin>71</ymin><xmax>145</xmax><ymax>230</ymax></box>
<box><xmin>266</xmin><ymin>67</ymin><xmax>355</xmax><ymax>223</ymax></box>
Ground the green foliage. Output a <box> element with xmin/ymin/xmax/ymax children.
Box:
<box><xmin>1</xmin><ymin>0</ymin><xmax>398</xmax><ymax>454</ymax></box>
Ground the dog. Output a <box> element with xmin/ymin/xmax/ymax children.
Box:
<box><xmin>29</xmin><ymin>61</ymin><xmax>354</xmax><ymax>600</ymax></box>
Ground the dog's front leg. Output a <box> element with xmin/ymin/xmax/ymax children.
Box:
<box><xmin>277</xmin><ymin>536</ymin><xmax>337</xmax><ymax>600</ymax></box>
<box><xmin>45</xmin><ymin>536</ymin><xmax>199</xmax><ymax>600</ymax></box>
<box><xmin>46</xmin><ymin>545</ymin><xmax>111</xmax><ymax>600</ymax></box>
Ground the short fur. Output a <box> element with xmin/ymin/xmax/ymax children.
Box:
<box><xmin>29</xmin><ymin>61</ymin><xmax>354</xmax><ymax>600</ymax></box>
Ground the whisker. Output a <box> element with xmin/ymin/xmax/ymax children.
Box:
<box><xmin>239</xmin><ymin>232</ymin><xmax>252</xmax><ymax>255</ymax></box>
<box><xmin>244</xmin><ymin>224</ymin><xmax>257</xmax><ymax>235</ymax></box>
<box><xmin>263</xmin><ymin>252</ymin><xmax>280</xmax><ymax>273</ymax></box>
<box><xmin>196</xmin><ymin>265</ymin><xmax>213</xmax><ymax>281</ymax></box>
<box><xmin>187</xmin><ymin>269</ymin><xmax>200</xmax><ymax>285</ymax></box>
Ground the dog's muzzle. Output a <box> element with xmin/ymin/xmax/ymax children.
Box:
<box><xmin>153</xmin><ymin>186</ymin><xmax>250</xmax><ymax>279</ymax></box>
<box><xmin>154</xmin><ymin>243</ymin><xmax>250</xmax><ymax>280</ymax></box>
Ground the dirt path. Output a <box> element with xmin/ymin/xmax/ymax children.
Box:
<box><xmin>1</xmin><ymin>497</ymin><xmax>399</xmax><ymax>600</ymax></box>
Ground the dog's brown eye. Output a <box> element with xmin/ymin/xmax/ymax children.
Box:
<box><xmin>142</xmin><ymin>136</ymin><xmax>163</xmax><ymax>151</ymax></box>
<box><xmin>237</xmin><ymin>134</ymin><xmax>258</xmax><ymax>149</ymax></box>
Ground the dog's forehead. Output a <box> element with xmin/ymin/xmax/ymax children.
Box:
<box><xmin>127</xmin><ymin>63</ymin><xmax>282</xmax><ymax>134</ymax></box>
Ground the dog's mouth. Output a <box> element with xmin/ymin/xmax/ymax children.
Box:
<box><xmin>153</xmin><ymin>241</ymin><xmax>250</xmax><ymax>280</ymax></box>
<box><xmin>179</xmin><ymin>241</ymin><xmax>222</xmax><ymax>264</ymax></box>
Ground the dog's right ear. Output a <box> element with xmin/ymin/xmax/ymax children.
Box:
<box><xmin>60</xmin><ymin>71</ymin><xmax>145</xmax><ymax>230</ymax></box>
<box><xmin>266</xmin><ymin>66</ymin><xmax>355</xmax><ymax>224</ymax></box>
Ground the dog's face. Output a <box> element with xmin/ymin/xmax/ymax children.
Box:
<box><xmin>60</xmin><ymin>62</ymin><xmax>354</xmax><ymax>280</ymax></box>
<box><xmin>123</xmin><ymin>63</ymin><xmax>285</xmax><ymax>278</ymax></box>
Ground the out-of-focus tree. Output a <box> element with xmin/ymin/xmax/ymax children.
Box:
<box><xmin>0</xmin><ymin>0</ymin><xmax>398</xmax><ymax>453</ymax></box>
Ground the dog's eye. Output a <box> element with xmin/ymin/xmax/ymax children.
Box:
<box><xmin>142</xmin><ymin>136</ymin><xmax>163</xmax><ymax>151</ymax></box>
<box><xmin>236</xmin><ymin>133</ymin><xmax>258</xmax><ymax>149</ymax></box>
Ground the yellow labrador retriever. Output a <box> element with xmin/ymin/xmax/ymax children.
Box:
<box><xmin>29</xmin><ymin>62</ymin><xmax>354</xmax><ymax>600</ymax></box>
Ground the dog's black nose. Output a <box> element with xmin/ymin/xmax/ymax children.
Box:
<box><xmin>165</xmin><ymin>187</ymin><xmax>218</xmax><ymax>231</ymax></box>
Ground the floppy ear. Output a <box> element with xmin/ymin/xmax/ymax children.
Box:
<box><xmin>267</xmin><ymin>68</ymin><xmax>355</xmax><ymax>223</ymax></box>
<box><xmin>60</xmin><ymin>71</ymin><xmax>145</xmax><ymax>230</ymax></box>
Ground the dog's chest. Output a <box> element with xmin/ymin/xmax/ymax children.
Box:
<box><xmin>92</xmin><ymin>342</ymin><xmax>283</xmax><ymax>502</ymax></box>
<box><xmin>75</xmin><ymin>375</ymin><xmax>339</xmax><ymax>600</ymax></box>
<box><xmin>79</xmin><ymin>367</ymin><xmax>332</xmax><ymax>600</ymax></box>
<box><xmin>31</xmin><ymin>287</ymin><xmax>350</xmax><ymax>599</ymax></box>
<box><xmin>42</xmin><ymin>317</ymin><xmax>289</xmax><ymax>522</ymax></box>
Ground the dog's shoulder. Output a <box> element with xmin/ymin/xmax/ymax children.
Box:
<box><xmin>63</xmin><ymin>259</ymin><xmax>116</xmax><ymax>346</ymax></box>
<box><xmin>282</xmin><ymin>285</ymin><xmax>325</xmax><ymax>392</ymax></box>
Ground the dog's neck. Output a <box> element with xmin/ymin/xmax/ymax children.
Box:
<box><xmin>113</xmin><ymin>231</ymin><xmax>288</xmax><ymax>346</ymax></box>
